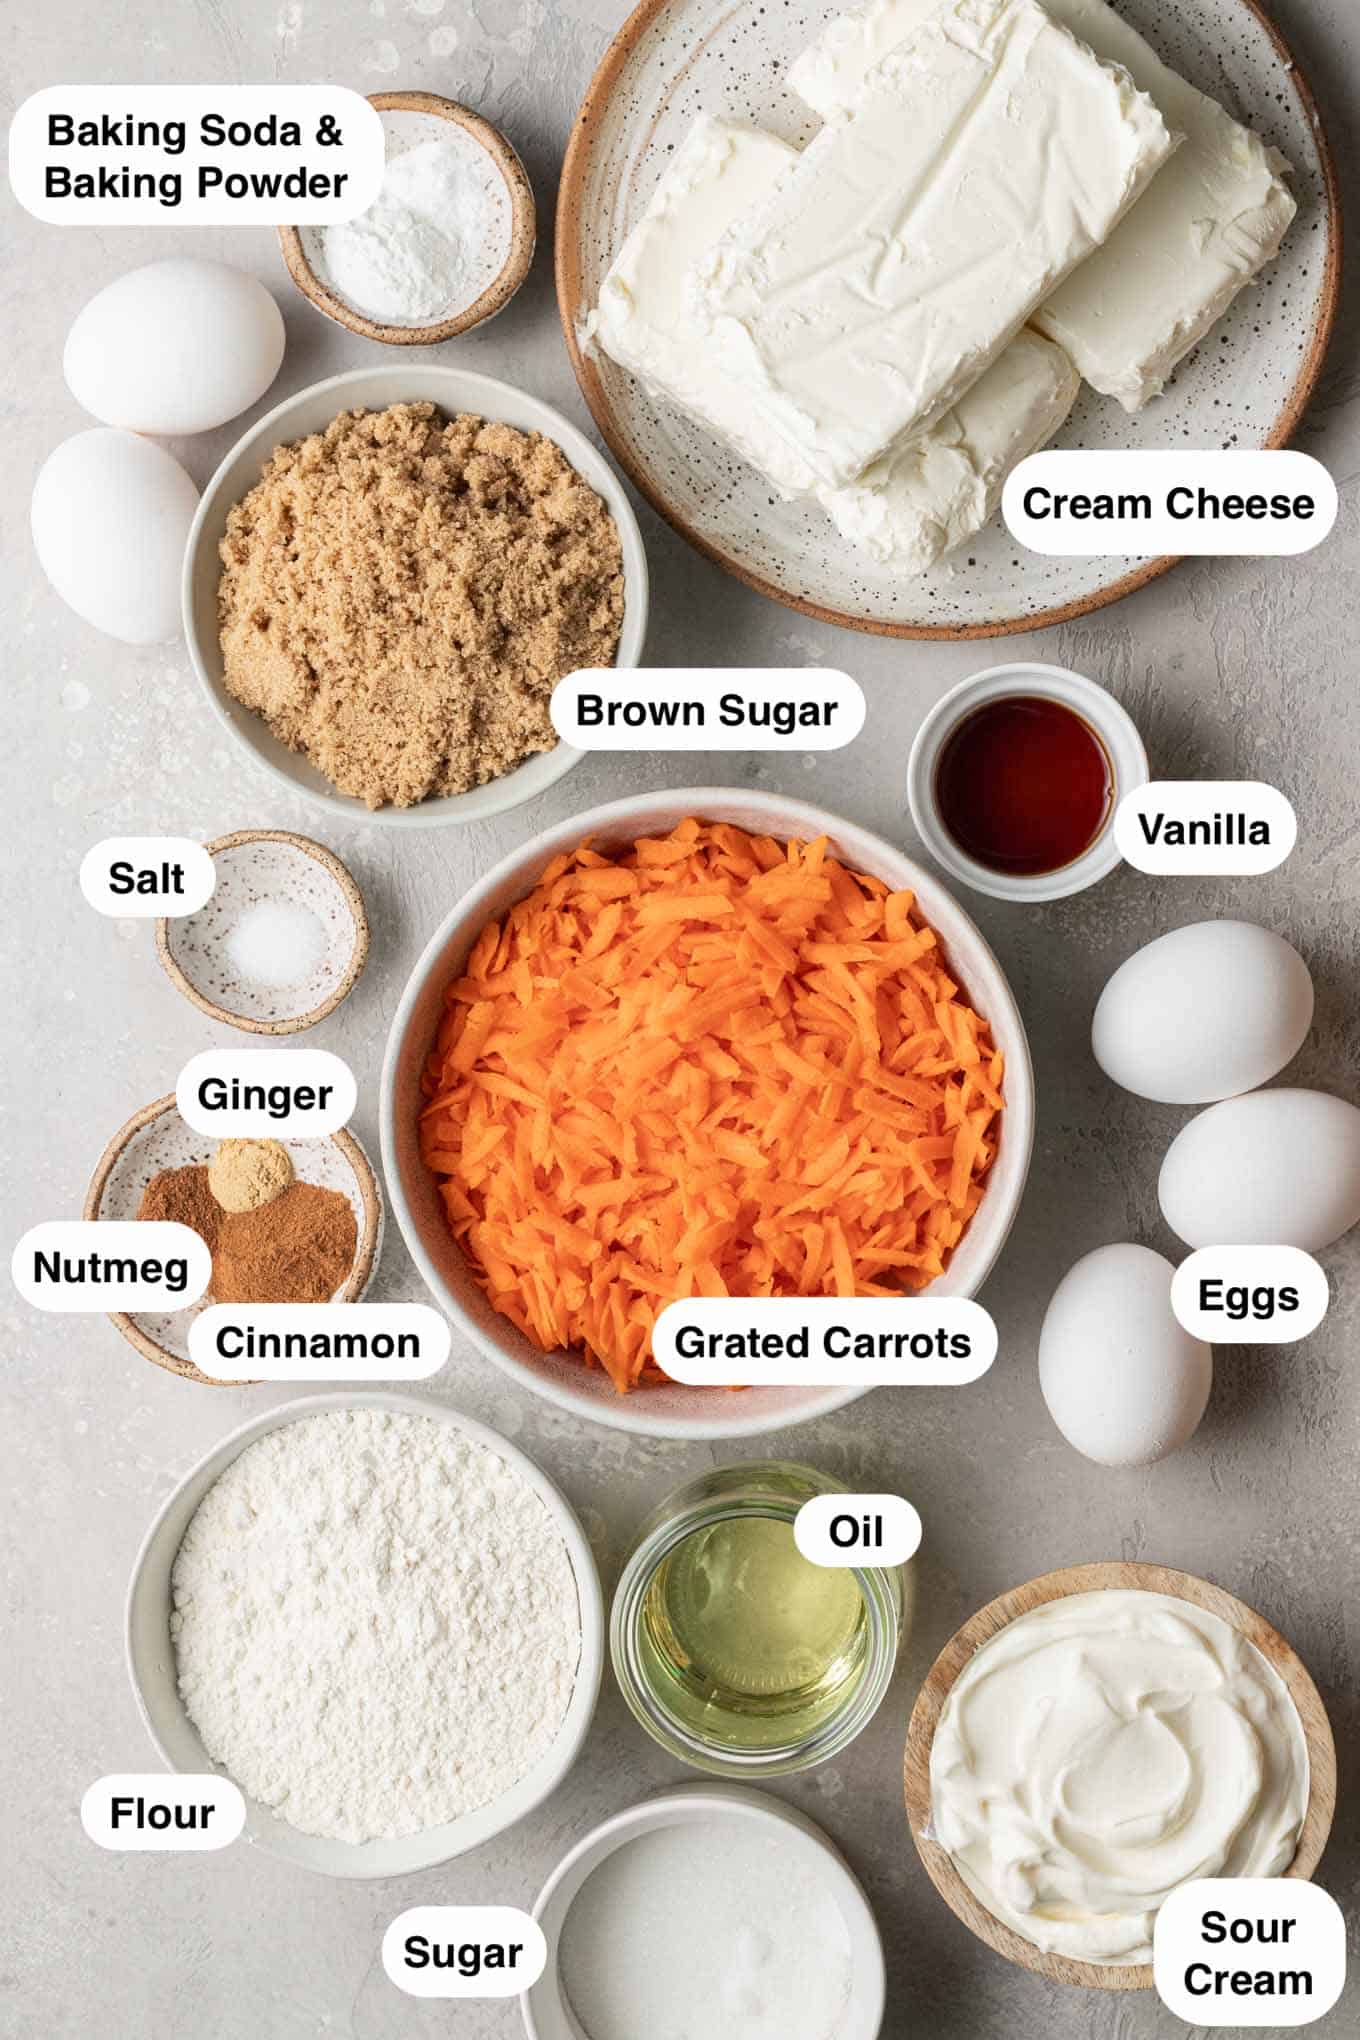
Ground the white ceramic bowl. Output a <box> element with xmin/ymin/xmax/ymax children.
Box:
<box><xmin>182</xmin><ymin>366</ymin><xmax>649</xmax><ymax>829</ymax></box>
<box><xmin>124</xmin><ymin>1391</ymin><xmax>605</xmax><ymax>1879</ymax></box>
<box><xmin>380</xmin><ymin>788</ymin><xmax>1035</xmax><ymax>1440</ymax></box>
<box><xmin>907</xmin><ymin>663</ymin><xmax>1150</xmax><ymax>903</ymax></box>
<box><xmin>521</xmin><ymin>1786</ymin><xmax>886</xmax><ymax>2040</ymax></box>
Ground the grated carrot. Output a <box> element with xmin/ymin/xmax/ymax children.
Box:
<box><xmin>419</xmin><ymin>821</ymin><xmax>1004</xmax><ymax>1391</ymax></box>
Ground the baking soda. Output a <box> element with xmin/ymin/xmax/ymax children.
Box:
<box><xmin>320</xmin><ymin>132</ymin><xmax>512</xmax><ymax>324</ymax></box>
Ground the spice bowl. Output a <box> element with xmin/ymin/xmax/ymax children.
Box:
<box><xmin>523</xmin><ymin>1787</ymin><xmax>885</xmax><ymax>2040</ymax></box>
<box><xmin>279</xmin><ymin>91</ymin><xmax>536</xmax><ymax>345</ymax></box>
<box><xmin>610</xmin><ymin>1462</ymin><xmax>906</xmax><ymax>1778</ymax></box>
<box><xmin>156</xmin><ymin>830</ymin><xmax>369</xmax><ymax>1035</ymax></box>
<box><xmin>903</xmin><ymin>1561</ymin><xmax>1338</xmax><ymax>1990</ymax></box>
<box><xmin>125</xmin><ymin>1392</ymin><xmax>605</xmax><ymax>1878</ymax></box>
<box><xmin>84</xmin><ymin>1094</ymin><xmax>383</xmax><ymax>1382</ymax></box>
<box><xmin>182</xmin><ymin>364</ymin><xmax>648</xmax><ymax>830</ymax></box>
<box><xmin>907</xmin><ymin>663</ymin><xmax>1150</xmax><ymax>903</ymax></box>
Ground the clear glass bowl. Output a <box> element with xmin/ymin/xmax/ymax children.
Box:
<box><xmin>610</xmin><ymin>1461</ymin><xmax>906</xmax><ymax>1778</ymax></box>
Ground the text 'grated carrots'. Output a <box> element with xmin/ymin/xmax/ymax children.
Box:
<box><xmin>419</xmin><ymin>820</ymin><xmax>1004</xmax><ymax>1393</ymax></box>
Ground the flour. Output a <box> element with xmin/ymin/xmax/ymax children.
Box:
<box><xmin>170</xmin><ymin>1409</ymin><xmax>581</xmax><ymax>1844</ymax></box>
<box><xmin>320</xmin><ymin>132</ymin><xmax>512</xmax><ymax>324</ymax></box>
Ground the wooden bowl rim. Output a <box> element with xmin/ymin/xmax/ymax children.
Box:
<box><xmin>278</xmin><ymin>90</ymin><xmax>537</xmax><ymax>345</ymax></box>
<box><xmin>83</xmin><ymin>1093</ymin><xmax>384</xmax><ymax>1385</ymax></box>
<box><xmin>554</xmin><ymin>0</ymin><xmax>1342</xmax><ymax>640</ymax></box>
<box><xmin>902</xmin><ymin>1560</ymin><xmax>1338</xmax><ymax>1991</ymax></box>
<box><xmin>154</xmin><ymin>828</ymin><xmax>370</xmax><ymax>1037</ymax></box>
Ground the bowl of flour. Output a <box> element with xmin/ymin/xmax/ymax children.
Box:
<box><xmin>125</xmin><ymin>1392</ymin><xmax>603</xmax><ymax>1877</ymax></box>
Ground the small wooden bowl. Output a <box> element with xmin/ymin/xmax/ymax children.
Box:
<box><xmin>903</xmin><ymin>1561</ymin><xmax>1337</xmax><ymax>1991</ymax></box>
<box><xmin>279</xmin><ymin>91</ymin><xmax>536</xmax><ymax>345</ymax></box>
<box><xmin>84</xmin><ymin>1094</ymin><xmax>384</xmax><ymax>1385</ymax></box>
<box><xmin>155</xmin><ymin>830</ymin><xmax>369</xmax><ymax>1037</ymax></box>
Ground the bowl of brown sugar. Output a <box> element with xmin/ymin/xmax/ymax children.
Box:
<box><xmin>183</xmin><ymin>366</ymin><xmax>648</xmax><ymax>828</ymax></box>
<box><xmin>84</xmin><ymin>1095</ymin><xmax>383</xmax><ymax>1383</ymax></box>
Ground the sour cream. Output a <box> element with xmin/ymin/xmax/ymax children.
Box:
<box><xmin>929</xmin><ymin>1589</ymin><xmax>1309</xmax><ymax>1963</ymax></box>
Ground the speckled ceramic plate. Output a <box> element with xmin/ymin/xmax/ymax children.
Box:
<box><xmin>156</xmin><ymin>830</ymin><xmax>369</xmax><ymax>1036</ymax></box>
<box><xmin>557</xmin><ymin>0</ymin><xmax>1340</xmax><ymax>638</ymax></box>
<box><xmin>84</xmin><ymin>1096</ymin><xmax>385</xmax><ymax>1383</ymax></box>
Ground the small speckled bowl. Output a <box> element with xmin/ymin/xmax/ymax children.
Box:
<box><xmin>155</xmin><ymin>830</ymin><xmax>369</xmax><ymax>1035</ymax></box>
<box><xmin>83</xmin><ymin>1094</ymin><xmax>384</xmax><ymax>1384</ymax></box>
<box><xmin>279</xmin><ymin>91</ymin><xmax>536</xmax><ymax>345</ymax></box>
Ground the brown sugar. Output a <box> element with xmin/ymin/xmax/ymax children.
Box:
<box><xmin>217</xmin><ymin>403</ymin><xmax>626</xmax><ymax>810</ymax></box>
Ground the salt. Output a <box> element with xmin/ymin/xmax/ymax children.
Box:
<box><xmin>226</xmin><ymin>899</ymin><xmax>328</xmax><ymax>990</ymax></box>
<box><xmin>320</xmin><ymin>132</ymin><xmax>512</xmax><ymax>324</ymax></box>
<box><xmin>558</xmin><ymin>1818</ymin><xmax>854</xmax><ymax>2040</ymax></box>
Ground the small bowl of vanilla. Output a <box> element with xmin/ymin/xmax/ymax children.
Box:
<box><xmin>279</xmin><ymin>90</ymin><xmax>536</xmax><ymax>344</ymax></box>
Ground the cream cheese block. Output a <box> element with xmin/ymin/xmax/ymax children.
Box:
<box><xmin>692</xmin><ymin>0</ymin><xmax>1175</xmax><ymax>489</ymax></box>
<box><xmin>589</xmin><ymin>115</ymin><xmax>1080</xmax><ymax>571</ymax></box>
<box><xmin>822</xmin><ymin>329</ymin><xmax>1079</xmax><ymax>566</ymax></box>
<box><xmin>790</xmin><ymin>0</ymin><xmax>1296</xmax><ymax>411</ymax></box>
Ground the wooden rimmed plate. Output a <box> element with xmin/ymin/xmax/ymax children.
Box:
<box><xmin>280</xmin><ymin>91</ymin><xmax>536</xmax><ymax>345</ymax></box>
<box><xmin>903</xmin><ymin>1560</ymin><xmax>1337</xmax><ymax>1989</ymax></box>
<box><xmin>83</xmin><ymin>1094</ymin><xmax>385</xmax><ymax>1384</ymax></box>
<box><xmin>557</xmin><ymin>0</ymin><xmax>1340</xmax><ymax>638</ymax></box>
<box><xmin>155</xmin><ymin>829</ymin><xmax>369</xmax><ymax>1037</ymax></box>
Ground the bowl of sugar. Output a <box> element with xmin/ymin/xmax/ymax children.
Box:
<box><xmin>155</xmin><ymin>829</ymin><xmax>369</xmax><ymax>1035</ymax></box>
<box><xmin>279</xmin><ymin>91</ymin><xmax>536</xmax><ymax>344</ymax></box>
<box><xmin>523</xmin><ymin>1787</ymin><xmax>885</xmax><ymax>2040</ymax></box>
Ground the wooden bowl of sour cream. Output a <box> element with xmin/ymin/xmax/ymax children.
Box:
<box><xmin>903</xmin><ymin>1561</ymin><xmax>1336</xmax><ymax>1990</ymax></box>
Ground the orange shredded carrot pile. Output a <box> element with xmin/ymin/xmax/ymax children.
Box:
<box><xmin>419</xmin><ymin>820</ymin><xmax>1004</xmax><ymax>1392</ymax></box>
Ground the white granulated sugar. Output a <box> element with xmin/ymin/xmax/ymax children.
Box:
<box><xmin>170</xmin><ymin>1409</ymin><xmax>581</xmax><ymax>1844</ymax></box>
<box><xmin>320</xmin><ymin>131</ymin><xmax>512</xmax><ymax>324</ymax></box>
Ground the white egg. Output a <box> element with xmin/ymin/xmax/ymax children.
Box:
<box><xmin>31</xmin><ymin>430</ymin><xmax>199</xmax><ymax>645</ymax></box>
<box><xmin>63</xmin><ymin>259</ymin><xmax>285</xmax><ymax>436</ymax></box>
<box><xmin>1092</xmin><ymin>920</ymin><xmax>1313</xmax><ymax>1104</ymax></box>
<box><xmin>1160</xmin><ymin>1088</ymin><xmax>1360</xmax><ymax>1251</ymax></box>
<box><xmin>1039</xmin><ymin>1243</ymin><xmax>1212</xmax><ymax>1467</ymax></box>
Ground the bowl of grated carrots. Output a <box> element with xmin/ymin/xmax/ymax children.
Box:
<box><xmin>380</xmin><ymin>791</ymin><xmax>1035</xmax><ymax>1439</ymax></box>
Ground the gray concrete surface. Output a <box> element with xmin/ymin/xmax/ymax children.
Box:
<box><xmin>3</xmin><ymin>0</ymin><xmax>1357</xmax><ymax>2034</ymax></box>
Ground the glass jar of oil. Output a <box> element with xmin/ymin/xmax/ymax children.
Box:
<box><xmin>611</xmin><ymin>1463</ymin><xmax>906</xmax><ymax>1775</ymax></box>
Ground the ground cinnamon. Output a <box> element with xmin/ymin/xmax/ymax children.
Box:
<box><xmin>211</xmin><ymin>1181</ymin><xmax>357</xmax><ymax>1304</ymax></box>
<box><xmin>137</xmin><ymin>1165</ymin><xmax>357</xmax><ymax>1304</ymax></box>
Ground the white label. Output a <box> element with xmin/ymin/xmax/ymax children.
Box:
<box><xmin>189</xmin><ymin>1303</ymin><xmax>450</xmax><ymax>1381</ymax></box>
<box><xmin>381</xmin><ymin>1907</ymin><xmax>547</xmax><ymax>1999</ymax></box>
<box><xmin>1115</xmin><ymin>782</ymin><xmax>1297</xmax><ymax>875</ymax></box>
<box><xmin>79</xmin><ymin>836</ymin><xmax>217</xmax><ymax>918</ymax></box>
<box><xmin>1003</xmin><ymin>451</ymin><xmax>1336</xmax><ymax>556</ymax></box>
<box><xmin>551</xmin><ymin>669</ymin><xmax>865</xmax><ymax>751</ymax></box>
<box><xmin>1171</xmin><ymin>1247</ymin><xmax>1328</xmax><ymax>1343</ymax></box>
<box><xmin>12</xmin><ymin>1220</ymin><xmax>210</xmax><ymax>1312</ymax></box>
<box><xmin>81</xmin><ymin>1775</ymin><xmax>245</xmax><ymax>1851</ymax></box>
<box><xmin>653</xmin><ymin>1298</ymin><xmax>996</xmax><ymax>1387</ymax></box>
<box><xmin>1154</xmin><ymin>1879</ymin><xmax>1346</xmax><ymax>2025</ymax></box>
<box><xmin>794</xmin><ymin>1493</ymin><xmax>922</xmax><ymax>1567</ymax></box>
<box><xmin>9</xmin><ymin>86</ymin><xmax>384</xmax><ymax>224</ymax></box>
<box><xmin>176</xmin><ymin>1049</ymin><xmax>356</xmax><ymax>1137</ymax></box>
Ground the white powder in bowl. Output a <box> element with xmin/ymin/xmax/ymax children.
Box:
<box><xmin>225</xmin><ymin>898</ymin><xmax>327</xmax><ymax>989</ymax></box>
<box><xmin>320</xmin><ymin>131</ymin><xmax>513</xmax><ymax>324</ymax></box>
<box><xmin>170</xmin><ymin>1409</ymin><xmax>582</xmax><ymax>1843</ymax></box>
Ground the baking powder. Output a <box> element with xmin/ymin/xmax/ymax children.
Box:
<box><xmin>170</xmin><ymin>1409</ymin><xmax>581</xmax><ymax>1844</ymax></box>
<box><xmin>320</xmin><ymin>132</ymin><xmax>512</xmax><ymax>324</ymax></box>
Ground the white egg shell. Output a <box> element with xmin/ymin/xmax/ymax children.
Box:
<box><xmin>31</xmin><ymin>430</ymin><xmax>199</xmax><ymax>645</ymax></box>
<box><xmin>1092</xmin><ymin>920</ymin><xmax>1313</xmax><ymax>1104</ymax></box>
<box><xmin>1160</xmin><ymin>1088</ymin><xmax>1360</xmax><ymax>1251</ymax></box>
<box><xmin>63</xmin><ymin>259</ymin><xmax>285</xmax><ymax>436</ymax></box>
<box><xmin>1039</xmin><ymin>1242</ymin><xmax>1212</xmax><ymax>1467</ymax></box>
